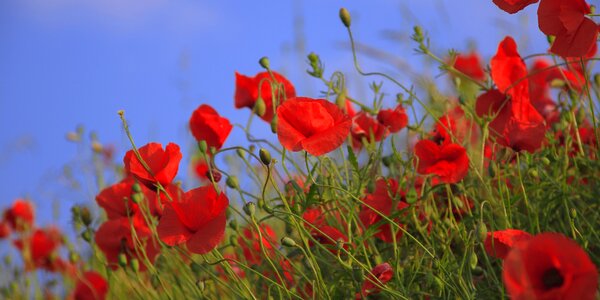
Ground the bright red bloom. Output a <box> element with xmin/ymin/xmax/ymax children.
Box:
<box><xmin>237</xmin><ymin>224</ymin><xmax>277</xmax><ymax>266</ymax></box>
<box><xmin>13</xmin><ymin>227</ymin><xmax>63</xmax><ymax>271</ymax></box>
<box><xmin>95</xmin><ymin>215</ymin><xmax>159</xmax><ymax>270</ymax></box>
<box><xmin>493</xmin><ymin>0</ymin><xmax>539</xmax><ymax>14</ymax></box>
<box><xmin>432</xmin><ymin>106</ymin><xmax>479</xmax><ymax>145</ymax></box>
<box><xmin>189</xmin><ymin>104</ymin><xmax>233</xmax><ymax>150</ymax></box>
<box><xmin>452</xmin><ymin>51</ymin><xmax>487</xmax><ymax>81</ymax></box>
<box><xmin>414</xmin><ymin>140</ymin><xmax>469</xmax><ymax>185</ymax></box>
<box><xmin>476</xmin><ymin>37</ymin><xmax>546</xmax><ymax>153</ymax></box>
<box><xmin>0</xmin><ymin>221</ymin><xmax>10</xmax><ymax>238</ymax></box>
<box><xmin>234</xmin><ymin>71</ymin><xmax>296</xmax><ymax>122</ymax></box>
<box><xmin>359</xmin><ymin>178</ymin><xmax>409</xmax><ymax>243</ymax></box>
<box><xmin>484</xmin><ymin>229</ymin><xmax>532</xmax><ymax>259</ymax></box>
<box><xmin>351</xmin><ymin>111</ymin><xmax>390</xmax><ymax>147</ymax></box>
<box><xmin>503</xmin><ymin>233</ymin><xmax>598</xmax><ymax>300</ymax></box>
<box><xmin>303</xmin><ymin>207</ymin><xmax>349</xmax><ymax>252</ymax></box>
<box><xmin>73</xmin><ymin>271</ymin><xmax>109</xmax><ymax>300</ymax></box>
<box><xmin>3</xmin><ymin>199</ymin><xmax>34</xmax><ymax>232</ymax></box>
<box><xmin>538</xmin><ymin>0</ymin><xmax>598</xmax><ymax>57</ymax></box>
<box><xmin>124</xmin><ymin>142</ymin><xmax>182</xmax><ymax>188</ymax></box>
<box><xmin>95</xmin><ymin>177</ymin><xmax>162</xmax><ymax>220</ymax></box>
<box><xmin>357</xmin><ymin>263</ymin><xmax>394</xmax><ymax>299</ymax></box>
<box><xmin>277</xmin><ymin>97</ymin><xmax>352</xmax><ymax>156</ymax></box>
<box><xmin>377</xmin><ymin>104</ymin><xmax>409</xmax><ymax>133</ymax></box>
<box><xmin>157</xmin><ymin>186</ymin><xmax>228</xmax><ymax>254</ymax></box>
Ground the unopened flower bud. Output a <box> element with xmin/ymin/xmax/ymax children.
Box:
<box><xmin>131</xmin><ymin>192</ymin><xmax>144</xmax><ymax>204</ymax></box>
<box><xmin>470</xmin><ymin>253</ymin><xmax>478</xmax><ymax>270</ymax></box>
<box><xmin>281</xmin><ymin>237</ymin><xmax>296</xmax><ymax>247</ymax></box>
<box><xmin>132</xmin><ymin>183</ymin><xmax>143</xmax><ymax>193</ymax></box>
<box><xmin>270</xmin><ymin>116</ymin><xmax>278</xmax><ymax>134</ymax></box>
<box><xmin>236</xmin><ymin>148</ymin><xmax>246</xmax><ymax>158</ymax></box>
<box><xmin>476</xmin><ymin>222</ymin><xmax>488</xmax><ymax>244</ymax></box>
<box><xmin>308</xmin><ymin>52</ymin><xmax>319</xmax><ymax>64</ymax></box>
<box><xmin>130</xmin><ymin>258</ymin><xmax>140</xmax><ymax>272</ymax></box>
<box><xmin>226</xmin><ymin>176</ymin><xmax>239</xmax><ymax>189</ymax></box>
<box><xmin>406</xmin><ymin>187</ymin><xmax>418</xmax><ymax>204</ymax></box>
<box><xmin>198</xmin><ymin>140</ymin><xmax>208</xmax><ymax>154</ymax></box>
<box><xmin>259</xmin><ymin>148</ymin><xmax>272</xmax><ymax>166</ymax></box>
<box><xmin>118</xmin><ymin>253</ymin><xmax>128</xmax><ymax>268</ymax></box>
<box><xmin>80</xmin><ymin>207</ymin><xmax>92</xmax><ymax>227</ymax></box>
<box><xmin>243</xmin><ymin>202</ymin><xmax>256</xmax><ymax>217</ymax></box>
<box><xmin>254</xmin><ymin>97</ymin><xmax>267</xmax><ymax>117</ymax></box>
<box><xmin>541</xmin><ymin>157</ymin><xmax>551</xmax><ymax>166</ymax></box>
<box><xmin>81</xmin><ymin>228</ymin><xmax>93</xmax><ymax>243</ymax></box>
<box><xmin>259</xmin><ymin>56</ymin><xmax>270</xmax><ymax>69</ymax></box>
<box><xmin>339</xmin><ymin>8</ymin><xmax>351</xmax><ymax>28</ymax></box>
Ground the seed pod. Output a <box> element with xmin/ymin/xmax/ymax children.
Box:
<box><xmin>339</xmin><ymin>8</ymin><xmax>351</xmax><ymax>28</ymax></box>
<box><xmin>259</xmin><ymin>148</ymin><xmax>272</xmax><ymax>166</ymax></box>
<box><xmin>259</xmin><ymin>57</ymin><xmax>270</xmax><ymax>69</ymax></box>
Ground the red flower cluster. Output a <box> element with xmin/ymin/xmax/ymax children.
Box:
<box><xmin>356</xmin><ymin>263</ymin><xmax>394</xmax><ymax>299</ymax></box>
<box><xmin>451</xmin><ymin>51</ymin><xmax>487</xmax><ymax>81</ymax></box>
<box><xmin>73</xmin><ymin>271</ymin><xmax>109</xmax><ymax>300</ymax></box>
<box><xmin>484</xmin><ymin>229</ymin><xmax>532</xmax><ymax>259</ymax></box>
<box><xmin>476</xmin><ymin>36</ymin><xmax>546</xmax><ymax>153</ymax></box>
<box><xmin>277</xmin><ymin>97</ymin><xmax>352</xmax><ymax>156</ymax></box>
<box><xmin>414</xmin><ymin>139</ymin><xmax>469</xmax><ymax>185</ymax></box>
<box><xmin>235</xmin><ymin>71</ymin><xmax>296</xmax><ymax>122</ymax></box>
<box><xmin>3</xmin><ymin>199</ymin><xmax>34</xmax><ymax>232</ymax></box>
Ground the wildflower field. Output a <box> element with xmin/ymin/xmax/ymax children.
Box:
<box><xmin>1</xmin><ymin>1</ymin><xmax>600</xmax><ymax>299</ymax></box>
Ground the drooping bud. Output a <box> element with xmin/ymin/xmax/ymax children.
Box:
<box><xmin>476</xmin><ymin>222</ymin><xmax>487</xmax><ymax>244</ymax></box>
<box><xmin>254</xmin><ymin>97</ymin><xmax>267</xmax><ymax>117</ymax></box>
<box><xmin>339</xmin><ymin>8</ymin><xmax>351</xmax><ymax>28</ymax></box>
<box><xmin>130</xmin><ymin>258</ymin><xmax>140</xmax><ymax>273</ymax></box>
<box><xmin>243</xmin><ymin>202</ymin><xmax>256</xmax><ymax>217</ymax></box>
<box><xmin>270</xmin><ymin>116</ymin><xmax>278</xmax><ymax>134</ymax></box>
<box><xmin>198</xmin><ymin>140</ymin><xmax>208</xmax><ymax>154</ymax></box>
<box><xmin>281</xmin><ymin>237</ymin><xmax>296</xmax><ymax>247</ymax></box>
<box><xmin>259</xmin><ymin>148</ymin><xmax>272</xmax><ymax>166</ymax></box>
<box><xmin>80</xmin><ymin>206</ymin><xmax>92</xmax><ymax>227</ymax></box>
<box><xmin>259</xmin><ymin>56</ymin><xmax>270</xmax><ymax>70</ymax></box>
<box><xmin>81</xmin><ymin>228</ymin><xmax>93</xmax><ymax>243</ymax></box>
<box><xmin>118</xmin><ymin>253</ymin><xmax>128</xmax><ymax>268</ymax></box>
<box><xmin>226</xmin><ymin>176</ymin><xmax>239</xmax><ymax>190</ymax></box>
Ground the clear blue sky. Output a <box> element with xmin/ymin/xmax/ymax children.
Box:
<box><xmin>0</xmin><ymin>0</ymin><xmax>549</xmax><ymax>227</ymax></box>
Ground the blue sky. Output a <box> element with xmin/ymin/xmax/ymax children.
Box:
<box><xmin>0</xmin><ymin>0</ymin><xmax>549</xmax><ymax>226</ymax></box>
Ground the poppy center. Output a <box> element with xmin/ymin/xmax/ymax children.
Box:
<box><xmin>541</xmin><ymin>267</ymin><xmax>564</xmax><ymax>290</ymax></box>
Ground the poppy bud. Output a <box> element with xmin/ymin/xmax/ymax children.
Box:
<box><xmin>470</xmin><ymin>253</ymin><xmax>478</xmax><ymax>270</ymax></box>
<box><xmin>118</xmin><ymin>253</ymin><xmax>128</xmax><ymax>268</ymax></box>
<box><xmin>259</xmin><ymin>148</ymin><xmax>272</xmax><ymax>166</ymax></box>
<box><xmin>81</xmin><ymin>228</ymin><xmax>93</xmax><ymax>243</ymax></box>
<box><xmin>270</xmin><ymin>116</ymin><xmax>278</xmax><ymax>134</ymax></box>
<box><xmin>308</xmin><ymin>52</ymin><xmax>319</xmax><ymax>64</ymax></box>
<box><xmin>117</xmin><ymin>110</ymin><xmax>125</xmax><ymax>117</ymax></box>
<box><xmin>335</xmin><ymin>92</ymin><xmax>346</xmax><ymax>110</ymax></box>
<box><xmin>196</xmin><ymin>280</ymin><xmax>206</xmax><ymax>291</ymax></box>
<box><xmin>130</xmin><ymin>258</ymin><xmax>140</xmax><ymax>272</ymax></box>
<box><xmin>198</xmin><ymin>140</ymin><xmax>208</xmax><ymax>154</ymax></box>
<box><xmin>570</xmin><ymin>208</ymin><xmax>577</xmax><ymax>219</ymax></box>
<box><xmin>281</xmin><ymin>237</ymin><xmax>296</xmax><ymax>247</ymax></box>
<box><xmin>594</xmin><ymin>74</ymin><xmax>600</xmax><ymax>87</ymax></box>
<box><xmin>226</xmin><ymin>176</ymin><xmax>239</xmax><ymax>190</ymax></box>
<box><xmin>541</xmin><ymin>157</ymin><xmax>551</xmax><ymax>166</ymax></box>
<box><xmin>229</xmin><ymin>219</ymin><xmax>239</xmax><ymax>231</ymax></box>
<box><xmin>206</xmin><ymin>169</ymin><xmax>222</xmax><ymax>183</ymax></box>
<box><xmin>132</xmin><ymin>183</ymin><xmax>143</xmax><ymax>193</ymax></box>
<box><xmin>339</xmin><ymin>8</ymin><xmax>351</xmax><ymax>28</ymax></box>
<box><xmin>527</xmin><ymin>169</ymin><xmax>538</xmax><ymax>178</ymax></box>
<box><xmin>80</xmin><ymin>206</ymin><xmax>92</xmax><ymax>227</ymax></box>
<box><xmin>382</xmin><ymin>155</ymin><xmax>393</xmax><ymax>167</ymax></box>
<box><xmin>236</xmin><ymin>148</ymin><xmax>246</xmax><ymax>158</ymax></box>
<box><xmin>131</xmin><ymin>192</ymin><xmax>144</xmax><ymax>204</ymax></box>
<box><xmin>259</xmin><ymin>56</ymin><xmax>270</xmax><ymax>70</ymax></box>
<box><xmin>476</xmin><ymin>223</ymin><xmax>487</xmax><ymax>244</ymax></box>
<box><xmin>71</xmin><ymin>206</ymin><xmax>81</xmax><ymax>223</ymax></box>
<box><xmin>406</xmin><ymin>187</ymin><xmax>418</xmax><ymax>204</ymax></box>
<box><xmin>472</xmin><ymin>266</ymin><xmax>484</xmax><ymax>276</ymax></box>
<box><xmin>254</xmin><ymin>97</ymin><xmax>267</xmax><ymax>117</ymax></box>
<box><xmin>243</xmin><ymin>202</ymin><xmax>256</xmax><ymax>217</ymax></box>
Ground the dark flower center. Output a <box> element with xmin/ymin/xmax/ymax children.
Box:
<box><xmin>541</xmin><ymin>267</ymin><xmax>564</xmax><ymax>290</ymax></box>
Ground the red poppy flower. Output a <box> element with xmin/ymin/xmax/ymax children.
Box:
<box><xmin>476</xmin><ymin>37</ymin><xmax>546</xmax><ymax>153</ymax></box>
<box><xmin>124</xmin><ymin>142</ymin><xmax>182</xmax><ymax>188</ymax></box>
<box><xmin>359</xmin><ymin>178</ymin><xmax>409</xmax><ymax>243</ymax></box>
<box><xmin>234</xmin><ymin>71</ymin><xmax>296</xmax><ymax>122</ymax></box>
<box><xmin>0</xmin><ymin>221</ymin><xmax>10</xmax><ymax>238</ymax></box>
<box><xmin>95</xmin><ymin>215</ymin><xmax>159</xmax><ymax>270</ymax></box>
<box><xmin>3</xmin><ymin>199</ymin><xmax>34</xmax><ymax>232</ymax></box>
<box><xmin>302</xmin><ymin>207</ymin><xmax>349</xmax><ymax>252</ymax></box>
<box><xmin>356</xmin><ymin>263</ymin><xmax>394</xmax><ymax>299</ymax></box>
<box><xmin>345</xmin><ymin>99</ymin><xmax>357</xmax><ymax>117</ymax></box>
<box><xmin>277</xmin><ymin>97</ymin><xmax>352</xmax><ymax>156</ymax></box>
<box><xmin>13</xmin><ymin>227</ymin><xmax>63</xmax><ymax>271</ymax></box>
<box><xmin>493</xmin><ymin>0</ymin><xmax>539</xmax><ymax>14</ymax></box>
<box><xmin>538</xmin><ymin>0</ymin><xmax>598</xmax><ymax>57</ymax></box>
<box><xmin>237</xmin><ymin>224</ymin><xmax>277</xmax><ymax>266</ymax></box>
<box><xmin>452</xmin><ymin>51</ymin><xmax>487</xmax><ymax>81</ymax></box>
<box><xmin>351</xmin><ymin>111</ymin><xmax>390</xmax><ymax>147</ymax></box>
<box><xmin>503</xmin><ymin>233</ymin><xmax>598</xmax><ymax>300</ymax></box>
<box><xmin>157</xmin><ymin>186</ymin><xmax>228</xmax><ymax>254</ymax></box>
<box><xmin>528</xmin><ymin>59</ymin><xmax>561</xmax><ymax>124</ymax></box>
<box><xmin>484</xmin><ymin>229</ymin><xmax>532</xmax><ymax>259</ymax></box>
<box><xmin>73</xmin><ymin>271</ymin><xmax>109</xmax><ymax>300</ymax></box>
<box><xmin>377</xmin><ymin>104</ymin><xmax>409</xmax><ymax>133</ymax></box>
<box><xmin>95</xmin><ymin>177</ymin><xmax>162</xmax><ymax>220</ymax></box>
<box><xmin>431</xmin><ymin>106</ymin><xmax>479</xmax><ymax>145</ymax></box>
<box><xmin>414</xmin><ymin>140</ymin><xmax>469</xmax><ymax>185</ymax></box>
<box><xmin>189</xmin><ymin>104</ymin><xmax>233</xmax><ymax>150</ymax></box>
